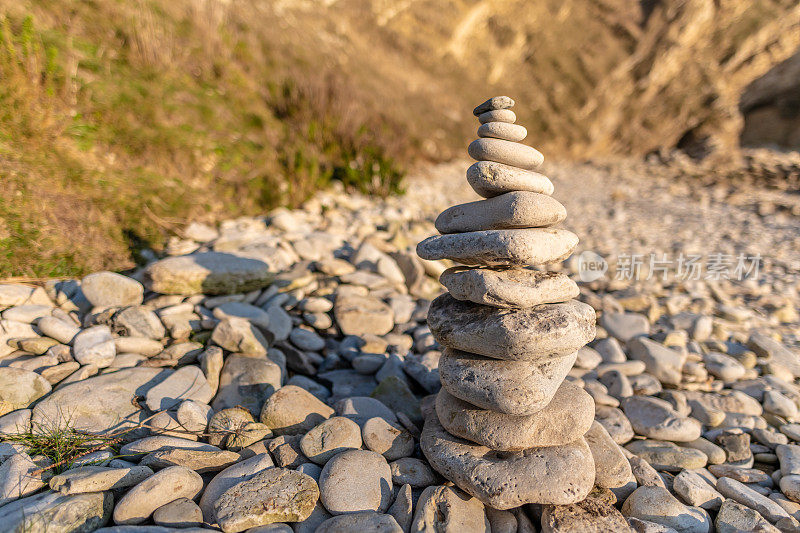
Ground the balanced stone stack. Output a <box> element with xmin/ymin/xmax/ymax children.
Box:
<box><xmin>417</xmin><ymin>96</ymin><xmax>599</xmax><ymax>510</ymax></box>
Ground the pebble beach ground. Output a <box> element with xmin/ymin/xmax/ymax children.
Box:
<box><xmin>0</xmin><ymin>156</ymin><xmax>799</xmax><ymax>532</ymax></box>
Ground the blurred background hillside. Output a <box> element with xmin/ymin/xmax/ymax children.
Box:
<box><xmin>1</xmin><ymin>0</ymin><xmax>798</xmax><ymax>277</ymax></box>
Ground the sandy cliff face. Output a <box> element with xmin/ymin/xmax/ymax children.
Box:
<box><xmin>277</xmin><ymin>0</ymin><xmax>800</xmax><ymax>159</ymax></box>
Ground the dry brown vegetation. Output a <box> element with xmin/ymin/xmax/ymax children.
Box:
<box><xmin>0</xmin><ymin>0</ymin><xmax>798</xmax><ymax>276</ymax></box>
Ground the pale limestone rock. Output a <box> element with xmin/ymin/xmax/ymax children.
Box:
<box><xmin>421</xmin><ymin>415</ymin><xmax>594</xmax><ymax>509</ymax></box>
<box><xmin>438</xmin><ymin>348</ymin><xmax>576</xmax><ymax>415</ymax></box>
<box><xmin>478</xmin><ymin>109</ymin><xmax>516</xmax><ymax>124</ymax></box>
<box><xmin>214</xmin><ymin>468</ymin><xmax>318</xmax><ymax>532</ymax></box>
<box><xmin>477</xmin><ymin>121</ymin><xmax>527</xmax><ymax>142</ymax></box>
<box><xmin>440</xmin><ymin>267</ymin><xmax>579</xmax><ymax>308</ymax></box>
<box><xmin>467</xmin><ymin>161</ymin><xmax>553</xmax><ymax>198</ymax></box>
<box><xmin>468</xmin><ymin>138</ymin><xmax>544</xmax><ymax>170</ymax></box>
<box><xmin>417</xmin><ymin>228</ymin><xmax>578</xmax><ymax>266</ymax></box>
<box><xmin>427</xmin><ymin>295</ymin><xmax>595</xmax><ymax>360</ymax></box>
<box><xmin>473</xmin><ymin>96</ymin><xmax>514</xmax><ymax>115</ymax></box>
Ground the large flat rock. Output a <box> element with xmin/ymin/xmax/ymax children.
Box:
<box><xmin>434</xmin><ymin>192</ymin><xmax>566</xmax><ymax>234</ymax></box>
<box><xmin>435</xmin><ymin>383</ymin><xmax>594</xmax><ymax>450</ymax></box>
<box><xmin>438</xmin><ymin>348</ymin><xmax>577</xmax><ymax>415</ymax></box>
<box><xmin>417</xmin><ymin>228</ymin><xmax>578</xmax><ymax>266</ymax></box>
<box><xmin>32</xmin><ymin>367</ymin><xmax>171</xmax><ymax>440</ymax></box>
<box><xmin>427</xmin><ymin>294</ymin><xmax>595</xmax><ymax>360</ymax></box>
<box><xmin>440</xmin><ymin>266</ymin><xmax>579</xmax><ymax>308</ymax></box>
<box><xmin>0</xmin><ymin>368</ymin><xmax>51</xmax><ymax>417</ymax></box>
<box><xmin>144</xmin><ymin>252</ymin><xmax>275</xmax><ymax>295</ymax></box>
<box><xmin>466</xmin><ymin>161</ymin><xmax>554</xmax><ymax>198</ymax></box>
<box><xmin>420</xmin><ymin>414</ymin><xmax>595</xmax><ymax>509</ymax></box>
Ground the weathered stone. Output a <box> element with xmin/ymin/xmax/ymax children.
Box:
<box><xmin>478</xmin><ymin>109</ymin><xmax>516</xmax><ymax>124</ymax></box>
<box><xmin>778</xmin><ymin>444</ymin><xmax>800</xmax><ymax>476</ymax></box>
<box><xmin>621</xmin><ymin>395</ymin><xmax>702</xmax><ymax>442</ymax></box>
<box><xmin>114</xmin><ymin>306</ymin><xmax>166</xmax><ymax>339</ymax></box>
<box><xmin>715</xmin><ymin>499</ymin><xmax>778</xmax><ymax>533</ymax></box>
<box><xmin>145</xmin><ymin>365</ymin><xmax>213</xmax><ymax>411</ymax></box>
<box><xmin>214</xmin><ymin>468</ymin><xmax>318</xmax><ymax>532</ymax></box>
<box><xmin>403</xmin><ymin>351</ymin><xmax>441</xmax><ymax>394</ymax></box>
<box><xmin>708</xmin><ymin>464</ymin><xmax>769</xmax><ymax>483</ymax></box>
<box><xmin>466</xmin><ymin>161</ymin><xmax>554</xmax><ymax>198</ymax></box>
<box><xmin>388</xmin><ymin>484</ymin><xmax>413</xmax><ymax>532</ymax></box>
<box><xmin>212</xmin><ymin>355</ymin><xmax>282</xmax><ymax>415</ymax></box>
<box><xmin>417</xmin><ymin>228</ymin><xmax>578</xmax><ymax>266</ymax></box>
<box><xmin>120</xmin><ymin>436</ymin><xmax>220</xmax><ymax>461</ymax></box>
<box><xmin>625</xmin><ymin>440</ymin><xmax>708</xmax><ymax>472</ymax></box>
<box><xmin>32</xmin><ymin>367</ymin><xmax>170</xmax><ymax>439</ymax></box>
<box><xmin>300</xmin><ymin>416</ymin><xmax>362</xmax><ymax>464</ymax></box>
<box><xmin>716</xmin><ymin>476</ymin><xmax>791</xmax><ymax>522</ymax></box>
<box><xmin>473</xmin><ymin>96</ymin><xmax>514</xmax><ymax>115</ymax></box>
<box><xmin>435</xmin><ymin>192</ymin><xmax>565</xmax><ymax>234</ymax></box>
<box><xmin>0</xmin><ymin>453</ymin><xmax>47</xmax><ymax>506</ymax></box>
<box><xmin>212</xmin><ymin>318</ymin><xmax>270</xmax><ymax>356</ymax></box>
<box><xmin>439</xmin><ymin>348</ymin><xmax>576</xmax><ymax>415</ymax></box>
<box><xmin>260</xmin><ymin>385</ymin><xmax>334</xmax><ymax>435</ymax></box>
<box><xmin>0</xmin><ymin>284</ymin><xmax>51</xmax><ymax>307</ymax></box>
<box><xmin>622</xmin><ymin>486</ymin><xmax>711</xmax><ymax>533</ymax></box>
<box><xmin>152</xmin><ymin>498</ymin><xmax>203</xmax><ymax>529</ymax></box>
<box><xmin>599</xmin><ymin>312</ymin><xmax>649</xmax><ymax>342</ymax></box>
<box><xmin>2</xmin><ymin>305</ymin><xmax>51</xmax><ymax>323</ymax></box>
<box><xmin>410</xmin><ymin>485</ymin><xmax>490</xmax><ymax>532</ymax></box>
<box><xmin>207</xmin><ymin>407</ymin><xmax>255</xmax><ymax>448</ymax></box>
<box><xmin>421</xmin><ymin>414</ymin><xmax>595</xmax><ymax>509</ymax></box>
<box><xmin>748</xmin><ymin>332</ymin><xmax>800</xmax><ymax>378</ymax></box>
<box><xmin>477</xmin><ymin>121</ymin><xmax>527</xmax><ymax>142</ymax></box>
<box><xmin>428</xmin><ymin>294</ymin><xmax>595</xmax><ymax>360</ymax></box>
<box><xmin>319</xmin><ymin>450</ymin><xmax>393</xmax><ymax>515</ymax></box>
<box><xmin>145</xmin><ymin>252</ymin><xmax>275</xmax><ymax>295</ymax></box>
<box><xmin>113</xmin><ymin>466</ymin><xmax>203</xmax><ymax>525</ymax></box>
<box><xmin>435</xmin><ymin>383</ymin><xmax>594</xmax><ymax>450</ymax></box>
<box><xmin>595</xmin><ymin>405</ymin><xmax>635</xmax><ymax>444</ymax></box>
<box><xmin>81</xmin><ymin>272</ymin><xmax>144</xmax><ymax>308</ymax></box>
<box><xmin>780</xmin><ymin>474</ymin><xmax>800</xmax><ymax>503</ymax></box>
<box><xmin>542</xmin><ymin>494</ymin><xmax>631</xmax><ymax>533</ymax></box>
<box><xmin>627</xmin><ymin>455</ymin><xmax>667</xmax><ymax>489</ymax></box>
<box><xmin>440</xmin><ymin>267</ymin><xmax>579</xmax><ymax>308</ymax></box>
<box><xmin>335</xmin><ymin>396</ymin><xmax>398</xmax><ymax>427</ymax></box>
<box><xmin>199</xmin><ymin>453</ymin><xmax>274</xmax><ymax>523</ymax></box>
<box><xmin>673</xmin><ymin>470</ymin><xmax>724</xmax><ymax>510</ymax></box>
<box><xmin>0</xmin><ymin>368</ymin><xmax>51</xmax><ymax>417</ymax></box>
<box><xmin>703</xmin><ymin>351</ymin><xmax>746</xmax><ymax>382</ymax></box>
<box><xmin>371</xmin><ymin>376</ymin><xmax>422</xmax><ymax>424</ymax></box>
<box><xmin>140</xmin><ymin>448</ymin><xmax>241</xmax><ymax>473</ymax></box>
<box><xmin>585</xmin><ymin>421</ymin><xmax>633</xmax><ymax>490</ymax></box>
<box><xmin>468</xmin><ymin>138</ymin><xmax>543</xmax><ymax>170</ymax></box>
<box><xmin>685</xmin><ymin>390</ymin><xmax>763</xmax><ymax>416</ymax></box>
<box><xmin>49</xmin><ymin>465</ymin><xmax>153</xmax><ymax>494</ymax></box>
<box><xmin>268</xmin><ymin>435</ymin><xmax>307</xmax><ymax>468</ymax></box>
<box><xmin>72</xmin><ymin>325</ymin><xmax>116</xmax><ymax>367</ymax></box>
<box><xmin>0</xmin><ymin>320</ymin><xmax>37</xmax><ymax>357</ymax></box>
<box><xmin>37</xmin><ymin>316</ymin><xmax>80</xmax><ymax>344</ymax></box>
<box><xmin>390</xmin><ymin>457</ymin><xmax>438</xmax><ymax>488</ymax></box>
<box><xmin>334</xmin><ymin>294</ymin><xmax>394</xmax><ymax>336</ymax></box>
<box><xmin>0</xmin><ymin>409</ymin><xmax>31</xmax><ymax>436</ymax></box>
<box><xmin>317</xmin><ymin>513</ymin><xmax>403</xmax><ymax>533</ymax></box>
<box><xmin>0</xmin><ymin>491</ymin><xmax>112</xmax><ymax>533</ymax></box>
<box><xmin>362</xmin><ymin>417</ymin><xmax>415</xmax><ymax>460</ymax></box>
<box><xmin>717</xmin><ymin>430</ymin><xmax>752</xmax><ymax>465</ymax></box>
<box><xmin>683</xmin><ymin>438</ymin><xmax>726</xmax><ymax>465</ymax></box>
<box><xmin>628</xmin><ymin>337</ymin><xmax>686</xmax><ymax>386</ymax></box>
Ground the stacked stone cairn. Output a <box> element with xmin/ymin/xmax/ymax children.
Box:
<box><xmin>417</xmin><ymin>96</ymin><xmax>599</xmax><ymax>509</ymax></box>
